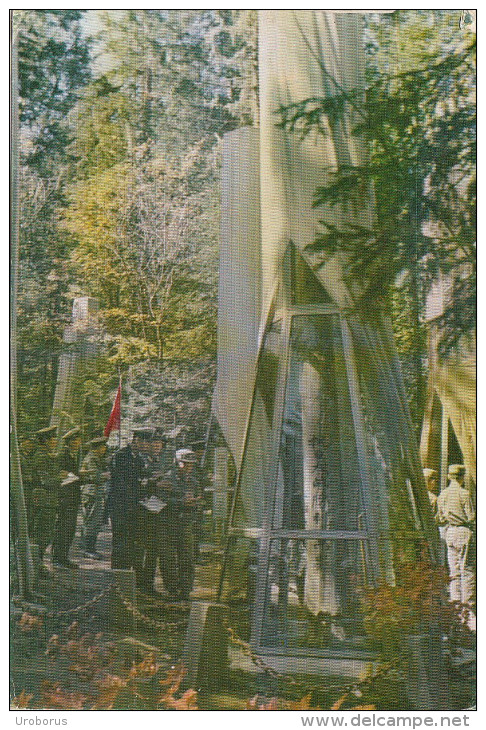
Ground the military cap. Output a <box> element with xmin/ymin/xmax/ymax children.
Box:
<box><xmin>176</xmin><ymin>448</ymin><xmax>197</xmax><ymax>463</ymax></box>
<box><xmin>36</xmin><ymin>425</ymin><xmax>57</xmax><ymax>442</ymax></box>
<box><xmin>62</xmin><ymin>426</ymin><xmax>81</xmax><ymax>442</ymax></box>
<box><xmin>423</xmin><ymin>468</ymin><xmax>438</xmax><ymax>481</ymax></box>
<box><xmin>448</xmin><ymin>464</ymin><xmax>466</xmax><ymax>478</ymax></box>
<box><xmin>88</xmin><ymin>435</ymin><xmax>108</xmax><ymax>448</ymax></box>
<box><xmin>132</xmin><ymin>428</ymin><xmax>153</xmax><ymax>441</ymax></box>
<box><xmin>61</xmin><ymin>472</ymin><xmax>80</xmax><ymax>487</ymax></box>
<box><xmin>152</xmin><ymin>426</ymin><xmax>167</xmax><ymax>440</ymax></box>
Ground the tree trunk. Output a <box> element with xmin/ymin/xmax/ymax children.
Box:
<box><xmin>10</xmin><ymin>21</ymin><xmax>35</xmax><ymax>597</ymax></box>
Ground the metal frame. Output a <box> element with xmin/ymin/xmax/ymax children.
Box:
<box><xmin>218</xmin><ymin>246</ymin><xmax>437</xmax><ymax>661</ymax></box>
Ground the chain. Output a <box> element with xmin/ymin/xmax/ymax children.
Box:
<box><xmin>13</xmin><ymin>584</ymin><xmax>189</xmax><ymax>631</ymax></box>
<box><xmin>112</xmin><ymin>586</ymin><xmax>189</xmax><ymax>631</ymax></box>
<box><xmin>136</xmin><ymin>590</ymin><xmax>190</xmax><ymax>614</ymax></box>
<box><xmin>225</xmin><ymin>622</ymin><xmax>401</xmax><ymax>699</ymax></box>
<box><xmin>47</xmin><ymin>586</ymin><xmax>114</xmax><ymax>618</ymax></box>
<box><xmin>226</xmin><ymin>624</ymin><xmax>297</xmax><ymax>682</ymax></box>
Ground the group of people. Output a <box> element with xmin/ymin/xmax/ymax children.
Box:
<box><xmin>109</xmin><ymin>428</ymin><xmax>203</xmax><ymax>599</ymax></box>
<box><xmin>20</xmin><ymin>424</ymin><xmax>204</xmax><ymax>600</ymax></box>
<box><xmin>20</xmin><ymin>424</ymin><xmax>102</xmax><ymax>572</ymax></box>
<box><xmin>424</xmin><ymin>463</ymin><xmax>476</xmax><ymax>629</ymax></box>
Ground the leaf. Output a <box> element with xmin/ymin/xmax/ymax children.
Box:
<box><xmin>40</xmin><ymin>681</ymin><xmax>87</xmax><ymax>710</ymax></box>
<box><xmin>11</xmin><ymin>690</ymin><xmax>34</xmax><ymax>709</ymax></box>
<box><xmin>330</xmin><ymin>694</ymin><xmax>348</xmax><ymax>711</ymax></box>
<box><xmin>18</xmin><ymin>612</ymin><xmax>43</xmax><ymax>632</ymax></box>
<box><xmin>289</xmin><ymin>694</ymin><xmax>314</xmax><ymax>710</ymax></box>
<box><xmin>163</xmin><ymin>688</ymin><xmax>199</xmax><ymax>711</ymax></box>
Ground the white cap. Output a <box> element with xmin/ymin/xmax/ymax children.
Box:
<box><xmin>175</xmin><ymin>448</ymin><xmax>197</xmax><ymax>464</ymax></box>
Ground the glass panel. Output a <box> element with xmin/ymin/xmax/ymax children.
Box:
<box><xmin>232</xmin><ymin>322</ymin><xmax>283</xmax><ymax>529</ymax></box>
<box><xmin>260</xmin><ymin>538</ymin><xmax>371</xmax><ymax>651</ymax></box>
<box><xmin>220</xmin><ymin>537</ymin><xmax>259</xmax><ymax>617</ymax></box>
<box><xmin>275</xmin><ymin>315</ymin><xmax>364</xmax><ymax>532</ymax></box>
<box><xmin>291</xmin><ymin>247</ymin><xmax>334</xmax><ymax>305</ymax></box>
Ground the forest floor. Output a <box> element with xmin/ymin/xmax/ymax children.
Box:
<box><xmin>10</xmin><ymin>519</ymin><xmax>476</xmax><ymax>711</ymax></box>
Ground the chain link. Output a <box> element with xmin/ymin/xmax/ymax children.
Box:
<box><xmin>13</xmin><ymin>584</ymin><xmax>190</xmax><ymax>631</ymax></box>
<box><xmin>225</xmin><ymin>621</ymin><xmax>401</xmax><ymax>699</ymax></box>
<box><xmin>112</xmin><ymin>586</ymin><xmax>189</xmax><ymax>630</ymax></box>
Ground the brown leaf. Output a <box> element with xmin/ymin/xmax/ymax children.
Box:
<box><xmin>163</xmin><ymin>688</ymin><xmax>198</xmax><ymax>711</ymax></box>
<box><xmin>40</xmin><ymin>681</ymin><xmax>87</xmax><ymax>710</ymax></box>
<box><xmin>330</xmin><ymin>694</ymin><xmax>348</xmax><ymax>711</ymax></box>
<box><xmin>66</xmin><ymin>620</ymin><xmax>79</xmax><ymax>639</ymax></box>
<box><xmin>91</xmin><ymin>674</ymin><xmax>128</xmax><ymax>710</ymax></box>
<box><xmin>45</xmin><ymin>634</ymin><xmax>60</xmax><ymax>657</ymax></box>
<box><xmin>129</xmin><ymin>653</ymin><xmax>160</xmax><ymax>677</ymax></box>
<box><xmin>289</xmin><ymin>694</ymin><xmax>314</xmax><ymax>710</ymax></box>
<box><xmin>11</xmin><ymin>690</ymin><xmax>34</xmax><ymax>709</ymax></box>
<box><xmin>18</xmin><ymin>612</ymin><xmax>43</xmax><ymax>632</ymax></box>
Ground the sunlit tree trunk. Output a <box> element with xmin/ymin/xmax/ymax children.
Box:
<box><xmin>10</xmin><ymin>19</ymin><xmax>34</xmax><ymax>597</ymax></box>
<box><xmin>301</xmin><ymin>362</ymin><xmax>339</xmax><ymax>615</ymax></box>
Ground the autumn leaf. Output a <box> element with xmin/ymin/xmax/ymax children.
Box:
<box><xmin>18</xmin><ymin>612</ymin><xmax>43</xmax><ymax>632</ymax></box>
<box><xmin>246</xmin><ymin>695</ymin><xmax>280</xmax><ymax>710</ymax></box>
<box><xmin>11</xmin><ymin>690</ymin><xmax>34</xmax><ymax>709</ymax></box>
<box><xmin>91</xmin><ymin>674</ymin><xmax>128</xmax><ymax>710</ymax></box>
<box><xmin>330</xmin><ymin>694</ymin><xmax>348</xmax><ymax>710</ymax></box>
<box><xmin>45</xmin><ymin>634</ymin><xmax>60</xmax><ymax>657</ymax></box>
<box><xmin>66</xmin><ymin>620</ymin><xmax>79</xmax><ymax>639</ymax></box>
<box><xmin>289</xmin><ymin>694</ymin><xmax>314</xmax><ymax>710</ymax></box>
<box><xmin>162</xmin><ymin>688</ymin><xmax>199</xmax><ymax>711</ymax></box>
<box><xmin>129</xmin><ymin>653</ymin><xmax>160</xmax><ymax>677</ymax></box>
<box><xmin>40</xmin><ymin>681</ymin><xmax>87</xmax><ymax>710</ymax></box>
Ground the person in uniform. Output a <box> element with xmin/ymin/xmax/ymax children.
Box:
<box><xmin>423</xmin><ymin>468</ymin><xmax>439</xmax><ymax>517</ymax></box>
<box><xmin>108</xmin><ymin>430</ymin><xmax>148</xmax><ymax>573</ymax></box>
<box><xmin>423</xmin><ymin>467</ymin><xmax>447</xmax><ymax>563</ymax></box>
<box><xmin>79</xmin><ymin>435</ymin><xmax>109</xmax><ymax>560</ymax></box>
<box><xmin>52</xmin><ymin>426</ymin><xmax>82</xmax><ymax>568</ymax></box>
<box><xmin>158</xmin><ymin>448</ymin><xmax>200</xmax><ymax>600</ymax></box>
<box><xmin>136</xmin><ymin>429</ymin><xmax>169</xmax><ymax>595</ymax></box>
<box><xmin>19</xmin><ymin>434</ymin><xmax>37</xmax><ymax>536</ymax></box>
<box><xmin>31</xmin><ymin>426</ymin><xmax>60</xmax><ymax>571</ymax></box>
<box><xmin>437</xmin><ymin>464</ymin><xmax>475</xmax><ymax>628</ymax></box>
<box><xmin>190</xmin><ymin>440</ymin><xmax>206</xmax><ymax>563</ymax></box>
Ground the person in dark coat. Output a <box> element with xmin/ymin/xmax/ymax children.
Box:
<box><xmin>136</xmin><ymin>429</ymin><xmax>169</xmax><ymax>595</ymax></box>
<box><xmin>31</xmin><ymin>426</ymin><xmax>60</xmax><ymax>570</ymax></box>
<box><xmin>52</xmin><ymin>426</ymin><xmax>82</xmax><ymax>568</ymax></box>
<box><xmin>108</xmin><ymin>430</ymin><xmax>149</xmax><ymax>572</ymax></box>
<box><xmin>79</xmin><ymin>435</ymin><xmax>110</xmax><ymax>559</ymax></box>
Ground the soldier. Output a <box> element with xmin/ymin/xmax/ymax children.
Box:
<box><xmin>31</xmin><ymin>425</ymin><xmax>60</xmax><ymax>571</ymax></box>
<box><xmin>423</xmin><ymin>467</ymin><xmax>446</xmax><ymax>563</ymax></box>
<box><xmin>158</xmin><ymin>448</ymin><xmax>200</xmax><ymax>600</ymax></box>
<box><xmin>423</xmin><ymin>468</ymin><xmax>439</xmax><ymax>518</ymax></box>
<box><xmin>52</xmin><ymin>427</ymin><xmax>82</xmax><ymax>568</ymax></box>
<box><xmin>191</xmin><ymin>440</ymin><xmax>206</xmax><ymax>562</ymax></box>
<box><xmin>79</xmin><ymin>435</ymin><xmax>109</xmax><ymax>560</ymax></box>
<box><xmin>108</xmin><ymin>430</ymin><xmax>148</xmax><ymax>572</ymax></box>
<box><xmin>19</xmin><ymin>434</ymin><xmax>37</xmax><ymax>534</ymax></box>
<box><xmin>437</xmin><ymin>464</ymin><xmax>475</xmax><ymax>629</ymax></box>
<box><xmin>136</xmin><ymin>429</ymin><xmax>169</xmax><ymax>595</ymax></box>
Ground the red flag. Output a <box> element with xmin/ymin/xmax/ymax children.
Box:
<box><xmin>104</xmin><ymin>383</ymin><xmax>121</xmax><ymax>437</ymax></box>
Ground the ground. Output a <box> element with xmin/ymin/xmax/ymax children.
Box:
<box><xmin>10</xmin><ymin>517</ymin><xmax>476</xmax><ymax>711</ymax></box>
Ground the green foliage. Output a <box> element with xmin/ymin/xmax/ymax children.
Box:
<box><xmin>278</xmin><ymin>10</ymin><xmax>475</xmax><ymax>426</ymax></box>
<box><xmin>15</xmin><ymin>10</ymin><xmax>92</xmax><ymax>434</ymax></box>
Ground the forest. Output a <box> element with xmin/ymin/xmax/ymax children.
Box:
<box><xmin>12</xmin><ymin>9</ymin><xmax>475</xmax><ymax>440</ymax></box>
<box><xmin>10</xmin><ymin>9</ymin><xmax>476</xmax><ymax>714</ymax></box>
